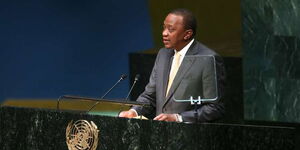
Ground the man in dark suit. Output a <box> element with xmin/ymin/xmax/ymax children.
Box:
<box><xmin>119</xmin><ymin>8</ymin><xmax>226</xmax><ymax>123</ymax></box>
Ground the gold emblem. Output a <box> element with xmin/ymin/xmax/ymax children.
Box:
<box><xmin>66</xmin><ymin>120</ymin><xmax>99</xmax><ymax>150</ymax></box>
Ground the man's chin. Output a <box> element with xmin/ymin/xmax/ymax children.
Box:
<box><xmin>164</xmin><ymin>44</ymin><xmax>172</xmax><ymax>49</ymax></box>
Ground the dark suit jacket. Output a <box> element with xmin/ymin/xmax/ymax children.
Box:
<box><xmin>133</xmin><ymin>40</ymin><xmax>226</xmax><ymax>123</ymax></box>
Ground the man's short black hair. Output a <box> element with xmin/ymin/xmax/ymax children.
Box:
<box><xmin>169</xmin><ymin>8</ymin><xmax>197</xmax><ymax>37</ymax></box>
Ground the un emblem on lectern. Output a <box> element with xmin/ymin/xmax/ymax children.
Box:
<box><xmin>66</xmin><ymin>120</ymin><xmax>99</xmax><ymax>150</ymax></box>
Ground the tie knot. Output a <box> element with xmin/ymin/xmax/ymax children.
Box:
<box><xmin>174</xmin><ymin>51</ymin><xmax>181</xmax><ymax>63</ymax></box>
<box><xmin>174</xmin><ymin>51</ymin><xmax>181</xmax><ymax>60</ymax></box>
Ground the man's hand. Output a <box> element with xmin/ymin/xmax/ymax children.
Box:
<box><xmin>119</xmin><ymin>109</ymin><xmax>138</xmax><ymax>118</ymax></box>
<box><xmin>153</xmin><ymin>113</ymin><xmax>178</xmax><ymax>122</ymax></box>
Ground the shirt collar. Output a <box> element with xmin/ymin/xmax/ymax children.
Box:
<box><xmin>174</xmin><ymin>39</ymin><xmax>194</xmax><ymax>57</ymax></box>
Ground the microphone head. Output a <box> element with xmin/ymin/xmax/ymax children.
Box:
<box><xmin>134</xmin><ymin>74</ymin><xmax>140</xmax><ymax>81</ymax></box>
<box><xmin>120</xmin><ymin>74</ymin><xmax>128</xmax><ymax>81</ymax></box>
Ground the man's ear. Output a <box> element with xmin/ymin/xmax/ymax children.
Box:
<box><xmin>184</xmin><ymin>29</ymin><xmax>193</xmax><ymax>40</ymax></box>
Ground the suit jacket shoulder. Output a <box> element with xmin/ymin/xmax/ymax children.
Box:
<box><xmin>187</xmin><ymin>40</ymin><xmax>219</xmax><ymax>56</ymax></box>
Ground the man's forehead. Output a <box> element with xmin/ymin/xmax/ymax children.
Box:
<box><xmin>164</xmin><ymin>14</ymin><xmax>184</xmax><ymax>26</ymax></box>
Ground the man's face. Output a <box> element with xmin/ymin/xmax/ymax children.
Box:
<box><xmin>162</xmin><ymin>14</ymin><xmax>188</xmax><ymax>50</ymax></box>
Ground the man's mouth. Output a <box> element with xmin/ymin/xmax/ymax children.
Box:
<box><xmin>163</xmin><ymin>39</ymin><xmax>170</xmax><ymax>43</ymax></box>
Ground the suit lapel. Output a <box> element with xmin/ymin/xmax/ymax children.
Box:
<box><xmin>164</xmin><ymin>41</ymin><xmax>199</xmax><ymax>105</ymax></box>
<box><xmin>164</xmin><ymin>57</ymin><xmax>195</xmax><ymax>102</ymax></box>
<box><xmin>162</xmin><ymin>50</ymin><xmax>174</xmax><ymax>100</ymax></box>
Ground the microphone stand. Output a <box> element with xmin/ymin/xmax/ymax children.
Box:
<box><xmin>125</xmin><ymin>74</ymin><xmax>140</xmax><ymax>100</ymax></box>
<box><xmin>120</xmin><ymin>74</ymin><xmax>140</xmax><ymax>112</ymax></box>
<box><xmin>87</xmin><ymin>74</ymin><xmax>127</xmax><ymax>112</ymax></box>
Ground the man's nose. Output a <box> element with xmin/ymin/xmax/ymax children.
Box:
<box><xmin>162</xmin><ymin>29</ymin><xmax>168</xmax><ymax>36</ymax></box>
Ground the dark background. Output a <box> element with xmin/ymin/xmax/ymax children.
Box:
<box><xmin>0</xmin><ymin>0</ymin><xmax>154</xmax><ymax>101</ymax></box>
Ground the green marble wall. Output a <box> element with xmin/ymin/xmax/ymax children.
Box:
<box><xmin>242</xmin><ymin>0</ymin><xmax>300</xmax><ymax>123</ymax></box>
<box><xmin>0</xmin><ymin>106</ymin><xmax>296</xmax><ymax>149</ymax></box>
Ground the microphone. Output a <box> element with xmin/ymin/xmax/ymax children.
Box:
<box><xmin>100</xmin><ymin>74</ymin><xmax>127</xmax><ymax>99</ymax></box>
<box><xmin>125</xmin><ymin>74</ymin><xmax>140</xmax><ymax>100</ymax></box>
<box><xmin>119</xmin><ymin>74</ymin><xmax>140</xmax><ymax>113</ymax></box>
<box><xmin>87</xmin><ymin>74</ymin><xmax>127</xmax><ymax>112</ymax></box>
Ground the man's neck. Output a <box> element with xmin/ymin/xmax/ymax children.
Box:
<box><xmin>175</xmin><ymin>39</ymin><xmax>193</xmax><ymax>52</ymax></box>
<box><xmin>175</xmin><ymin>39</ymin><xmax>194</xmax><ymax>52</ymax></box>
